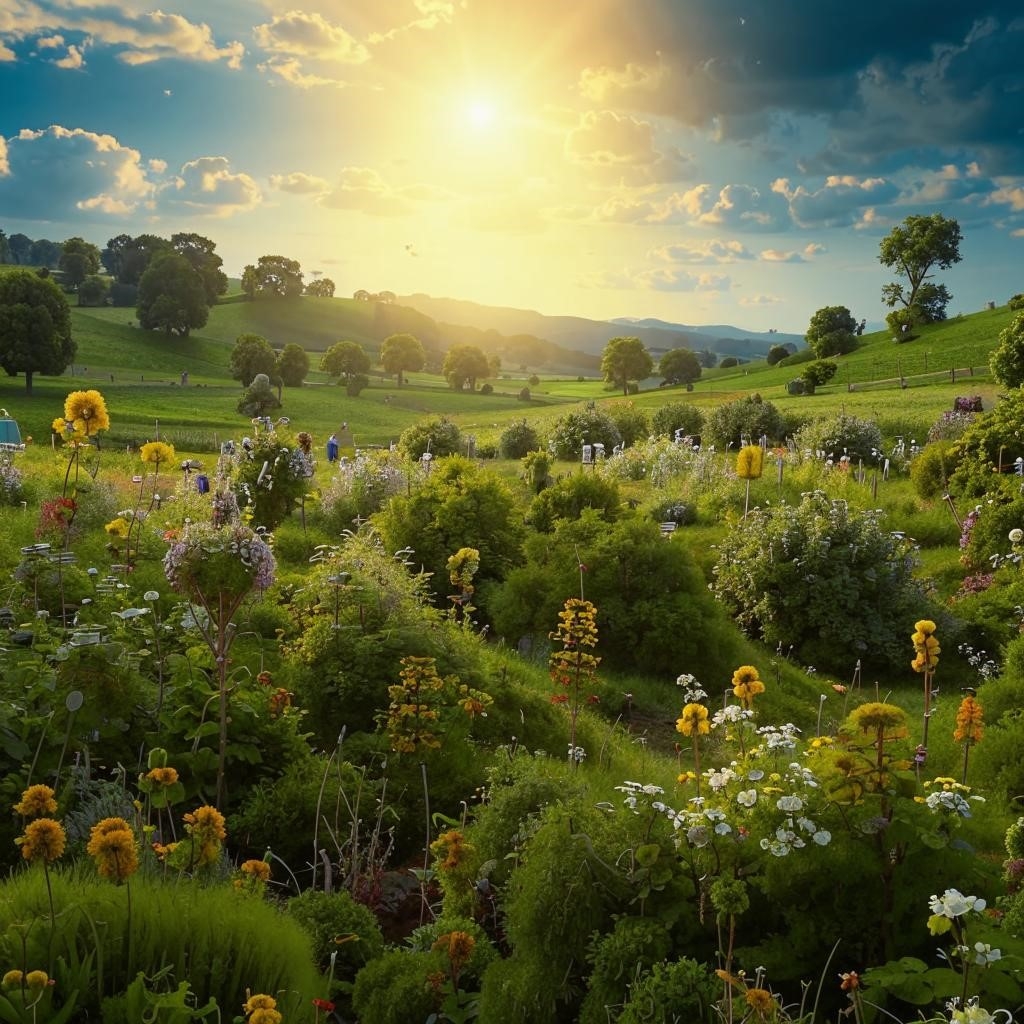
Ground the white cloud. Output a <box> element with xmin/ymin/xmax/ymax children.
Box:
<box><xmin>649</xmin><ymin>239</ymin><xmax>754</xmax><ymax>264</ymax></box>
<box><xmin>773</xmin><ymin>174</ymin><xmax>898</xmax><ymax>227</ymax></box>
<box><xmin>270</xmin><ymin>171</ymin><xmax>330</xmax><ymax>194</ymax></box>
<box><xmin>253</xmin><ymin>11</ymin><xmax>369</xmax><ymax>63</ymax></box>
<box><xmin>162</xmin><ymin>156</ymin><xmax>262</xmax><ymax>217</ymax></box>
<box><xmin>257</xmin><ymin>56</ymin><xmax>352</xmax><ymax>89</ymax></box>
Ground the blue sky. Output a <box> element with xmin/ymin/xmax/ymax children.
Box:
<box><xmin>1</xmin><ymin>0</ymin><xmax>1022</xmax><ymax>332</ymax></box>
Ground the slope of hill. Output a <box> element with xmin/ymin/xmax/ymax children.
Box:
<box><xmin>611</xmin><ymin>316</ymin><xmax>806</xmax><ymax>359</ymax></box>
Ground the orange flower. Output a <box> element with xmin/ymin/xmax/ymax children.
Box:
<box><xmin>13</xmin><ymin>785</ymin><xmax>58</xmax><ymax>818</ymax></box>
<box><xmin>18</xmin><ymin>818</ymin><xmax>66</xmax><ymax>863</ymax></box>
<box><xmin>954</xmin><ymin>695</ymin><xmax>984</xmax><ymax>744</ymax></box>
<box><xmin>676</xmin><ymin>702</ymin><xmax>710</xmax><ymax>737</ymax></box>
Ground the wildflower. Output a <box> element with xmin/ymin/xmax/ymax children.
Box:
<box><xmin>911</xmin><ymin>619</ymin><xmax>940</xmax><ymax>673</ymax></box>
<box><xmin>312</xmin><ymin>997</ymin><xmax>336</xmax><ymax>1012</ymax></box>
<box><xmin>86</xmin><ymin>817</ymin><xmax>139</xmax><ymax>882</ymax></box>
<box><xmin>847</xmin><ymin>702</ymin><xmax>908</xmax><ymax>737</ymax></box>
<box><xmin>145</xmin><ymin>766</ymin><xmax>179</xmax><ymax>787</ymax></box>
<box><xmin>954</xmin><ymin>695</ymin><xmax>984</xmax><ymax>744</ymax></box>
<box><xmin>105</xmin><ymin>517</ymin><xmax>130</xmax><ymax>540</ymax></box>
<box><xmin>64</xmin><ymin>390</ymin><xmax>110</xmax><ymax>435</ymax></box>
<box><xmin>240</xmin><ymin>859</ymin><xmax>270</xmax><ymax>882</ymax></box>
<box><xmin>17</xmin><ymin>818</ymin><xmax>66</xmax><ymax>863</ymax></box>
<box><xmin>947</xmin><ymin>996</ymin><xmax>999</xmax><ymax>1023</ymax></box>
<box><xmin>731</xmin><ymin>665</ymin><xmax>765</xmax><ymax>708</ymax></box>
<box><xmin>433</xmin><ymin>930</ymin><xmax>476</xmax><ymax>971</ymax></box>
<box><xmin>676</xmin><ymin>703</ymin><xmax>710</xmax><ymax>737</ymax></box>
<box><xmin>736</xmin><ymin>789</ymin><xmax>757</xmax><ymax>807</ymax></box>
<box><xmin>13</xmin><ymin>785</ymin><xmax>57</xmax><ymax>818</ymax></box>
<box><xmin>744</xmin><ymin>987</ymin><xmax>775</xmax><ymax>1016</ymax></box>
<box><xmin>973</xmin><ymin>942</ymin><xmax>1001</xmax><ymax>966</ymax></box>
<box><xmin>184</xmin><ymin>805</ymin><xmax>227</xmax><ymax>841</ymax></box>
<box><xmin>140</xmin><ymin>441</ymin><xmax>175</xmax><ymax>466</ymax></box>
<box><xmin>243</xmin><ymin>994</ymin><xmax>282</xmax><ymax>1024</ymax></box>
<box><xmin>431</xmin><ymin>830</ymin><xmax>473</xmax><ymax>872</ymax></box>
<box><xmin>2</xmin><ymin>971</ymin><xmax>23</xmax><ymax>989</ymax></box>
<box><xmin>24</xmin><ymin>971</ymin><xmax>49</xmax><ymax>991</ymax></box>
<box><xmin>839</xmin><ymin>971</ymin><xmax>859</xmax><ymax>991</ymax></box>
<box><xmin>929</xmin><ymin>888</ymin><xmax>986</xmax><ymax>919</ymax></box>
<box><xmin>1010</xmin><ymin>529</ymin><xmax>1023</xmax><ymax>544</ymax></box>
<box><xmin>677</xmin><ymin>771</ymin><xmax>697</xmax><ymax>785</ymax></box>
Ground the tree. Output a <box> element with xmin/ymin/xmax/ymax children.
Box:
<box><xmin>380</xmin><ymin>332</ymin><xmax>425</xmax><ymax>385</ymax></box>
<box><xmin>236</xmin><ymin>373</ymin><xmax>281</xmax><ymax>419</ymax></box>
<box><xmin>30</xmin><ymin>239</ymin><xmax>62</xmax><ymax>270</ymax></box>
<box><xmin>136</xmin><ymin>252</ymin><xmax>209</xmax><ymax>337</ymax></box>
<box><xmin>248</xmin><ymin>255</ymin><xmax>304</xmax><ymax>298</ymax></box>
<box><xmin>989</xmin><ymin>313</ymin><xmax>1024</xmax><ymax>390</ymax></box>
<box><xmin>658</xmin><ymin>347</ymin><xmax>702</xmax><ymax>386</ymax></box>
<box><xmin>601</xmin><ymin>336</ymin><xmax>653</xmax><ymax>396</ymax></box>
<box><xmin>276</xmin><ymin>343</ymin><xmax>310</xmax><ymax>387</ymax></box>
<box><xmin>119</xmin><ymin>234</ymin><xmax>171</xmax><ymax>285</ymax></box>
<box><xmin>7</xmin><ymin>234</ymin><xmax>32</xmax><ymax>265</ymax></box>
<box><xmin>100</xmin><ymin>233</ymin><xmax>134</xmax><ymax>278</ymax></box>
<box><xmin>805</xmin><ymin>305</ymin><xmax>858</xmax><ymax>358</ymax></box>
<box><xmin>696</xmin><ymin>348</ymin><xmax>717</xmax><ymax>368</ymax></box>
<box><xmin>305</xmin><ymin>278</ymin><xmax>335</xmax><ymax>298</ymax></box>
<box><xmin>231</xmin><ymin>333</ymin><xmax>278</xmax><ymax>386</ymax></box>
<box><xmin>0</xmin><ymin>268</ymin><xmax>75</xmax><ymax>393</ymax></box>
<box><xmin>879</xmin><ymin>213</ymin><xmax>962</xmax><ymax>327</ymax></box>
<box><xmin>352</xmin><ymin>289</ymin><xmax>371</xmax><ymax>301</ymax></box>
<box><xmin>241</xmin><ymin>265</ymin><xmax>260</xmax><ymax>300</ymax></box>
<box><xmin>59</xmin><ymin>236</ymin><xmax>101</xmax><ymax>290</ymax></box>
<box><xmin>442</xmin><ymin>344</ymin><xmax>489</xmax><ymax>391</ymax></box>
<box><xmin>0</xmin><ymin>230</ymin><xmax>9</xmax><ymax>265</ymax></box>
<box><xmin>321</xmin><ymin>340</ymin><xmax>371</xmax><ymax>396</ymax></box>
<box><xmin>77</xmin><ymin>275</ymin><xmax>109</xmax><ymax>308</ymax></box>
<box><xmin>766</xmin><ymin>344</ymin><xmax>790</xmax><ymax>366</ymax></box>
<box><xmin>171</xmin><ymin>232</ymin><xmax>227</xmax><ymax>306</ymax></box>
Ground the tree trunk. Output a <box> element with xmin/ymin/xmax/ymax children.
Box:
<box><xmin>24</xmin><ymin>370</ymin><xmax>33</xmax><ymax>395</ymax></box>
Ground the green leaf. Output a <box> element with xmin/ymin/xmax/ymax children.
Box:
<box><xmin>635</xmin><ymin>843</ymin><xmax>661</xmax><ymax>868</ymax></box>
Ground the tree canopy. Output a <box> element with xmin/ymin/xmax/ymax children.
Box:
<box><xmin>380</xmin><ymin>332</ymin><xmax>425</xmax><ymax>385</ymax></box>
<box><xmin>601</xmin><ymin>336</ymin><xmax>653</xmax><ymax>396</ymax></box>
<box><xmin>59</xmin><ymin>236</ymin><xmax>101</xmax><ymax>291</ymax></box>
<box><xmin>171</xmin><ymin>232</ymin><xmax>228</xmax><ymax>306</ymax></box>
<box><xmin>0</xmin><ymin>268</ymin><xmax>75</xmax><ymax>393</ymax></box>
<box><xmin>879</xmin><ymin>213</ymin><xmax>962</xmax><ymax>326</ymax></box>
<box><xmin>658</xmin><ymin>347</ymin><xmax>702</xmax><ymax>386</ymax></box>
<box><xmin>805</xmin><ymin>305</ymin><xmax>858</xmax><ymax>358</ymax></box>
<box><xmin>242</xmin><ymin>255</ymin><xmax>304</xmax><ymax>298</ymax></box>
<box><xmin>321</xmin><ymin>340</ymin><xmax>371</xmax><ymax>396</ymax></box>
<box><xmin>442</xmin><ymin>344</ymin><xmax>489</xmax><ymax>391</ymax></box>
<box><xmin>231</xmin><ymin>333</ymin><xmax>278</xmax><ymax>386</ymax></box>
<box><xmin>276</xmin><ymin>343</ymin><xmax>310</xmax><ymax>387</ymax></box>
<box><xmin>305</xmin><ymin>278</ymin><xmax>335</xmax><ymax>298</ymax></box>
<box><xmin>136</xmin><ymin>252</ymin><xmax>209</xmax><ymax>337</ymax></box>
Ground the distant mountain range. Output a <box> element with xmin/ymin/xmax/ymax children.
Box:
<box><xmin>400</xmin><ymin>294</ymin><xmax>806</xmax><ymax>361</ymax></box>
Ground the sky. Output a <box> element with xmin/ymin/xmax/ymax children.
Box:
<box><xmin>0</xmin><ymin>1</ymin><xmax>1022</xmax><ymax>334</ymax></box>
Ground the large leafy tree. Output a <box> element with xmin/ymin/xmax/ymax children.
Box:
<box><xmin>601</xmin><ymin>336</ymin><xmax>653</xmax><ymax>396</ymax></box>
<box><xmin>171</xmin><ymin>232</ymin><xmax>228</xmax><ymax>306</ymax></box>
<box><xmin>136</xmin><ymin>252</ymin><xmax>209</xmax><ymax>337</ymax></box>
<box><xmin>380</xmin><ymin>332</ymin><xmax>425</xmax><ymax>385</ymax></box>
<box><xmin>231</xmin><ymin>333</ymin><xmax>278</xmax><ymax>386</ymax></box>
<box><xmin>119</xmin><ymin>234</ymin><xmax>172</xmax><ymax>285</ymax></box>
<box><xmin>30</xmin><ymin>239</ymin><xmax>62</xmax><ymax>268</ymax></box>
<box><xmin>305</xmin><ymin>278</ymin><xmax>335</xmax><ymax>298</ymax></box>
<box><xmin>805</xmin><ymin>305</ymin><xmax>858</xmax><ymax>358</ymax></box>
<box><xmin>100</xmin><ymin>233</ymin><xmax>134</xmax><ymax>278</ymax></box>
<box><xmin>989</xmin><ymin>313</ymin><xmax>1024</xmax><ymax>390</ymax></box>
<box><xmin>0</xmin><ymin>268</ymin><xmax>75</xmax><ymax>393</ymax></box>
<box><xmin>658</xmin><ymin>347</ymin><xmax>702</xmax><ymax>386</ymax></box>
<box><xmin>242</xmin><ymin>255</ymin><xmax>304</xmax><ymax>298</ymax></box>
<box><xmin>59</xmin><ymin>236</ymin><xmax>101</xmax><ymax>290</ymax></box>
<box><xmin>321</xmin><ymin>340</ymin><xmax>371</xmax><ymax>395</ymax></box>
<box><xmin>879</xmin><ymin>213</ymin><xmax>962</xmax><ymax>326</ymax></box>
<box><xmin>442</xmin><ymin>343</ymin><xmax>489</xmax><ymax>391</ymax></box>
<box><xmin>7</xmin><ymin>234</ymin><xmax>32</xmax><ymax>265</ymax></box>
<box><xmin>276</xmin><ymin>342</ymin><xmax>310</xmax><ymax>387</ymax></box>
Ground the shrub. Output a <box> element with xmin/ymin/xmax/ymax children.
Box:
<box><xmin>606</xmin><ymin>401</ymin><xmax>650</xmax><ymax>447</ymax></box>
<box><xmin>801</xmin><ymin>359</ymin><xmax>838</xmax><ymax>389</ymax></box>
<box><xmin>618</xmin><ymin>959</ymin><xmax>718</xmax><ymax>1024</ymax></box>
<box><xmin>352</xmin><ymin>950</ymin><xmax>442</xmax><ymax>1024</ymax></box>
<box><xmin>910</xmin><ymin>441</ymin><xmax>963</xmax><ymax>500</ymax></box>
<box><xmin>650</xmin><ymin>401</ymin><xmax>703</xmax><ymax>440</ymax></box>
<box><xmin>548</xmin><ymin>404</ymin><xmax>622</xmax><ymax>460</ymax></box>
<box><xmin>228</xmin><ymin>430</ymin><xmax>314</xmax><ymax>530</ymax></box>
<box><xmin>928</xmin><ymin>410</ymin><xmax>976</xmax><ymax>442</ymax></box>
<box><xmin>499</xmin><ymin>418</ymin><xmax>541</xmax><ymax>459</ymax></box>
<box><xmin>949</xmin><ymin>389</ymin><xmax>1024</xmax><ymax>497</ymax></box>
<box><xmin>526</xmin><ymin>472</ymin><xmax>621</xmax><ymax>532</ymax></box>
<box><xmin>480</xmin><ymin>382</ymin><xmax>494</xmax><ymax>394</ymax></box>
<box><xmin>518</xmin><ymin>386</ymin><xmax>531</xmax><ymax>401</ymax></box>
<box><xmin>1009</xmin><ymin>293</ymin><xmax>1024</xmax><ymax>311</ymax></box>
<box><xmin>286</xmin><ymin>889</ymin><xmax>385</xmax><ymax>975</ymax></box>
<box><xmin>711</xmin><ymin>490</ymin><xmax>933</xmax><ymax>673</ymax></box>
<box><xmin>719</xmin><ymin>356</ymin><xmax>738</xmax><ymax>368</ymax></box>
<box><xmin>704</xmin><ymin>394</ymin><xmax>786</xmax><ymax>449</ymax></box>
<box><xmin>528</xmin><ymin>374</ymin><xmax>540</xmax><ymax>386</ymax></box>
<box><xmin>397</xmin><ymin>417</ymin><xmax>462</xmax><ymax>459</ymax></box>
<box><xmin>793</xmin><ymin>413</ymin><xmax>882</xmax><ymax>461</ymax></box>
<box><xmin>989</xmin><ymin>312</ymin><xmax>1024</xmax><ymax>389</ymax></box>
<box><xmin>958</xmin><ymin>494</ymin><xmax>1024</xmax><ymax>572</ymax></box>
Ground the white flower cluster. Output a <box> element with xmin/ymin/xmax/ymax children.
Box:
<box><xmin>756</xmin><ymin>723</ymin><xmax>802</xmax><ymax>751</ymax></box>
<box><xmin>929</xmin><ymin>888</ymin><xmax>986</xmax><ymax>919</ymax></box>
<box><xmin>676</xmin><ymin>673</ymin><xmax>707</xmax><ymax>703</ymax></box>
<box><xmin>925</xmin><ymin>790</ymin><xmax>979</xmax><ymax>818</ymax></box>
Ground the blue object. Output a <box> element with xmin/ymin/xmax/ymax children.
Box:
<box><xmin>196</xmin><ymin>474</ymin><xmax>210</xmax><ymax>494</ymax></box>
<box><xmin>326</xmin><ymin>439</ymin><xmax>339</xmax><ymax>462</ymax></box>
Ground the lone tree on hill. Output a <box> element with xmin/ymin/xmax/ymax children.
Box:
<box><xmin>879</xmin><ymin>213</ymin><xmax>962</xmax><ymax>330</ymax></box>
<box><xmin>59</xmin><ymin>236</ymin><xmax>101</xmax><ymax>291</ymax></box>
<box><xmin>442</xmin><ymin>343</ymin><xmax>489</xmax><ymax>391</ymax></box>
<box><xmin>805</xmin><ymin>305</ymin><xmax>858</xmax><ymax>358</ymax></box>
<box><xmin>658</xmin><ymin>347</ymin><xmax>702</xmax><ymax>386</ymax></box>
<box><xmin>242</xmin><ymin>255</ymin><xmax>304</xmax><ymax>298</ymax></box>
<box><xmin>0</xmin><ymin>268</ymin><xmax>75</xmax><ymax>394</ymax></box>
<box><xmin>231</xmin><ymin>333</ymin><xmax>278</xmax><ymax>387</ymax></box>
<box><xmin>321</xmin><ymin>340</ymin><xmax>371</xmax><ymax>396</ymax></box>
<box><xmin>305</xmin><ymin>278</ymin><xmax>335</xmax><ymax>298</ymax></box>
<box><xmin>276</xmin><ymin>343</ymin><xmax>310</xmax><ymax>387</ymax></box>
<box><xmin>381</xmin><ymin>332</ymin><xmax>425</xmax><ymax>385</ymax></box>
<box><xmin>601</xmin><ymin>336</ymin><xmax>653</xmax><ymax>395</ymax></box>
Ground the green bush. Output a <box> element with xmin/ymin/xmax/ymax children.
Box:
<box><xmin>397</xmin><ymin>417</ymin><xmax>462</xmax><ymax>459</ymax></box>
<box><xmin>704</xmin><ymin>394</ymin><xmax>786</xmax><ymax>449</ymax></box>
<box><xmin>351</xmin><ymin>949</ymin><xmax>442</xmax><ymax>1024</ymax></box>
<box><xmin>910</xmin><ymin>441</ymin><xmax>962</xmax><ymax>500</ymax></box>
<box><xmin>499</xmin><ymin>418</ymin><xmax>541</xmax><ymax>459</ymax></box>
<box><xmin>607</xmin><ymin>401</ymin><xmax>650</xmax><ymax>448</ymax></box>
<box><xmin>1009</xmin><ymin>293</ymin><xmax>1024</xmax><ymax>311</ymax></box>
<box><xmin>650</xmin><ymin>402</ymin><xmax>703</xmax><ymax>441</ymax></box>
<box><xmin>950</xmin><ymin>389</ymin><xmax>1024</xmax><ymax>497</ymax></box>
<box><xmin>229</xmin><ymin>430</ymin><xmax>314</xmax><ymax>530</ymax></box>
<box><xmin>526</xmin><ymin>471</ymin><xmax>622</xmax><ymax>532</ymax></box>
<box><xmin>549</xmin><ymin>404</ymin><xmax>622</xmax><ymax>460</ymax></box>
<box><xmin>618</xmin><ymin>958</ymin><xmax>718</xmax><ymax>1024</ymax></box>
<box><xmin>286</xmin><ymin>888</ymin><xmax>384</xmax><ymax>975</ymax></box>
<box><xmin>794</xmin><ymin>412</ymin><xmax>882</xmax><ymax>461</ymax></box>
<box><xmin>711</xmin><ymin>490</ymin><xmax>933</xmax><ymax>673</ymax></box>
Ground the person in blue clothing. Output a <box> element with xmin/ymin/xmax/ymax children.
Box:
<box><xmin>326</xmin><ymin>433</ymin><xmax>339</xmax><ymax>462</ymax></box>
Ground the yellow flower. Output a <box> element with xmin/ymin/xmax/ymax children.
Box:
<box><xmin>433</xmin><ymin>931</ymin><xmax>476</xmax><ymax>971</ymax></box>
<box><xmin>145</xmin><ymin>766</ymin><xmax>179</xmax><ymax>786</ymax></box>
<box><xmin>847</xmin><ymin>702</ymin><xmax>908</xmax><ymax>737</ymax></box>
<box><xmin>63</xmin><ymin>390</ymin><xmax>110</xmax><ymax>435</ymax></box>
<box><xmin>86</xmin><ymin>818</ymin><xmax>138</xmax><ymax>882</ymax></box>
<box><xmin>140</xmin><ymin>440</ymin><xmax>175</xmax><ymax>466</ymax></box>
<box><xmin>243</xmin><ymin>994</ymin><xmax>277</xmax><ymax>1014</ymax></box>
<box><xmin>676</xmin><ymin>702</ymin><xmax>710</xmax><ymax>737</ymax></box>
<box><xmin>911</xmin><ymin>620</ymin><xmax>940</xmax><ymax>672</ymax></box>
<box><xmin>105</xmin><ymin>517</ymin><xmax>131</xmax><ymax>540</ymax></box>
<box><xmin>185</xmin><ymin>805</ymin><xmax>226</xmax><ymax>841</ymax></box>
<box><xmin>13</xmin><ymin>784</ymin><xmax>57</xmax><ymax>818</ymax></box>
<box><xmin>954</xmin><ymin>695</ymin><xmax>984</xmax><ymax>745</ymax></box>
<box><xmin>736</xmin><ymin>444</ymin><xmax>764</xmax><ymax>480</ymax></box>
<box><xmin>249</xmin><ymin>1011</ymin><xmax>282</xmax><ymax>1024</ymax></box>
<box><xmin>240</xmin><ymin>859</ymin><xmax>271</xmax><ymax>882</ymax></box>
<box><xmin>51</xmin><ymin>417</ymin><xmax>69</xmax><ymax>435</ymax></box>
<box><xmin>745</xmin><ymin>987</ymin><xmax>776</xmax><ymax>1016</ymax></box>
<box><xmin>677</xmin><ymin>771</ymin><xmax>697</xmax><ymax>785</ymax></box>
<box><xmin>24</xmin><ymin>971</ymin><xmax>49</xmax><ymax>991</ymax></box>
<box><xmin>2</xmin><ymin>970</ymin><xmax>23</xmax><ymax>989</ymax></box>
<box><xmin>18</xmin><ymin>818</ymin><xmax>66</xmax><ymax>864</ymax></box>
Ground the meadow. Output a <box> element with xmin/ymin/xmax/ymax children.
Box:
<box><xmin>0</xmin><ymin>294</ymin><xmax>1023</xmax><ymax>1024</ymax></box>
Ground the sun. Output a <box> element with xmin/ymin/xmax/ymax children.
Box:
<box><xmin>465</xmin><ymin>97</ymin><xmax>498</xmax><ymax>130</ymax></box>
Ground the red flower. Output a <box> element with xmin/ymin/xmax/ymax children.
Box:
<box><xmin>550</xmin><ymin>694</ymin><xmax>570</xmax><ymax>705</ymax></box>
<box><xmin>312</xmin><ymin>998</ymin><xmax>336</xmax><ymax>1012</ymax></box>
<box><xmin>586</xmin><ymin>694</ymin><xmax>600</xmax><ymax>704</ymax></box>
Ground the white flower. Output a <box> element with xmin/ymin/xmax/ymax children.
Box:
<box><xmin>707</xmin><ymin>768</ymin><xmax>737</xmax><ymax>791</ymax></box>
<box><xmin>143</xmin><ymin>590</ymin><xmax>160</xmax><ymax>602</ymax></box>
<box><xmin>812</xmin><ymin>830</ymin><xmax>832</xmax><ymax>845</ymax></box>
<box><xmin>929</xmin><ymin>889</ymin><xmax>986</xmax><ymax>919</ymax></box>
<box><xmin>776</xmin><ymin>795</ymin><xmax>804</xmax><ymax>813</ymax></box>
<box><xmin>736</xmin><ymin>789</ymin><xmax>758</xmax><ymax>808</ymax></box>
<box><xmin>1009</xmin><ymin>528</ymin><xmax>1023</xmax><ymax>544</ymax></box>
<box><xmin>973</xmin><ymin>942</ymin><xmax>1002</xmax><ymax>966</ymax></box>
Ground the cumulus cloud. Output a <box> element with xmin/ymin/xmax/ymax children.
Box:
<box><xmin>318</xmin><ymin>167</ymin><xmax>418</xmax><ymax>216</ymax></box>
<box><xmin>760</xmin><ymin>243</ymin><xmax>825</xmax><ymax>263</ymax></box>
<box><xmin>161</xmin><ymin>156</ymin><xmax>262</xmax><ymax>217</ymax></box>
<box><xmin>739</xmin><ymin>294</ymin><xmax>782</xmax><ymax>308</ymax></box>
<box><xmin>0</xmin><ymin>125</ymin><xmax>153</xmax><ymax>219</ymax></box>
<box><xmin>649</xmin><ymin>239</ymin><xmax>754</xmax><ymax>264</ymax></box>
<box><xmin>583</xmin><ymin>265</ymin><xmax>730</xmax><ymax>293</ymax></box>
<box><xmin>253</xmin><ymin>11</ymin><xmax>369</xmax><ymax>63</ymax></box>
<box><xmin>772</xmin><ymin>175</ymin><xmax>898</xmax><ymax>228</ymax></box>
<box><xmin>565</xmin><ymin>110</ymin><xmax>690</xmax><ymax>184</ymax></box>
<box><xmin>270</xmin><ymin>171</ymin><xmax>331</xmax><ymax>195</ymax></box>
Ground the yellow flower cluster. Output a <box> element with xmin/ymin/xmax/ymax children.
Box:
<box><xmin>433</xmin><ymin>931</ymin><xmax>476</xmax><ymax>972</ymax></box>
<box><xmin>233</xmin><ymin>858</ymin><xmax>272</xmax><ymax>894</ymax></box>
<box><xmin>735</xmin><ymin>444</ymin><xmax>765</xmax><ymax>480</ymax></box>
<box><xmin>954</xmin><ymin>695</ymin><xmax>984</xmax><ymax>745</ymax></box>
<box><xmin>13</xmin><ymin>784</ymin><xmax>57</xmax><ymax>818</ymax></box>
<box><xmin>911</xmin><ymin>619</ymin><xmax>940</xmax><ymax>673</ymax></box>
<box><xmin>847</xmin><ymin>701</ymin><xmax>908</xmax><ymax>738</ymax></box>
<box><xmin>2</xmin><ymin>969</ymin><xmax>50</xmax><ymax>991</ymax></box>
<box><xmin>140</xmin><ymin>440</ymin><xmax>175</xmax><ymax>466</ymax></box>
<box><xmin>676</xmin><ymin>702</ymin><xmax>710</xmax><ymax>737</ymax></box>
<box><xmin>145</xmin><ymin>766</ymin><xmax>179</xmax><ymax>787</ymax></box>
<box><xmin>86</xmin><ymin>817</ymin><xmax>139</xmax><ymax>882</ymax></box>
<box><xmin>105</xmin><ymin>517</ymin><xmax>130</xmax><ymax>540</ymax></box>
<box><xmin>63</xmin><ymin>390</ymin><xmax>110</xmax><ymax>436</ymax></box>
<box><xmin>183</xmin><ymin>805</ymin><xmax>227</xmax><ymax>867</ymax></box>
<box><xmin>243</xmin><ymin>993</ymin><xmax>282</xmax><ymax>1024</ymax></box>
<box><xmin>431</xmin><ymin>830</ymin><xmax>473</xmax><ymax>872</ymax></box>
<box><xmin>17</xmin><ymin>818</ymin><xmax>66</xmax><ymax>864</ymax></box>
<box><xmin>732</xmin><ymin>665</ymin><xmax>765</xmax><ymax>708</ymax></box>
